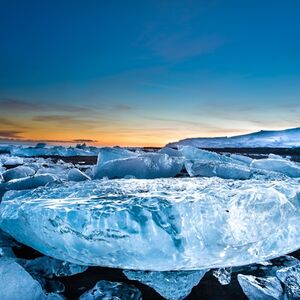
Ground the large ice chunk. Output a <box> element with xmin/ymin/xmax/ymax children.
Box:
<box><xmin>251</xmin><ymin>158</ymin><xmax>300</xmax><ymax>177</ymax></box>
<box><xmin>123</xmin><ymin>270</ymin><xmax>207</xmax><ymax>300</ymax></box>
<box><xmin>185</xmin><ymin>160</ymin><xmax>251</xmax><ymax>179</ymax></box>
<box><xmin>94</xmin><ymin>153</ymin><xmax>183</xmax><ymax>179</ymax></box>
<box><xmin>0</xmin><ymin>178</ymin><xmax>299</xmax><ymax>271</ymax></box>
<box><xmin>78</xmin><ymin>280</ymin><xmax>142</xmax><ymax>300</ymax></box>
<box><xmin>237</xmin><ymin>274</ymin><xmax>283</xmax><ymax>300</ymax></box>
<box><xmin>2</xmin><ymin>166</ymin><xmax>35</xmax><ymax>182</ymax></box>
<box><xmin>95</xmin><ymin>147</ymin><xmax>137</xmax><ymax>167</ymax></box>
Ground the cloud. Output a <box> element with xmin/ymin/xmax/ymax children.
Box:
<box><xmin>146</xmin><ymin>34</ymin><xmax>226</xmax><ymax>61</ymax></box>
<box><xmin>113</xmin><ymin>104</ymin><xmax>133</xmax><ymax>111</ymax></box>
<box><xmin>0</xmin><ymin>117</ymin><xmax>25</xmax><ymax>128</ymax></box>
<box><xmin>0</xmin><ymin>130</ymin><xmax>23</xmax><ymax>139</ymax></box>
<box><xmin>72</xmin><ymin>139</ymin><xmax>98</xmax><ymax>143</ymax></box>
<box><xmin>0</xmin><ymin>98</ymin><xmax>92</xmax><ymax>113</ymax></box>
<box><xmin>32</xmin><ymin>115</ymin><xmax>77</xmax><ymax>122</ymax></box>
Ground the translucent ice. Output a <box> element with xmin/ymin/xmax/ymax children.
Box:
<box><xmin>0</xmin><ymin>177</ymin><xmax>299</xmax><ymax>271</ymax></box>
<box><xmin>0</xmin><ymin>257</ymin><xmax>63</xmax><ymax>300</ymax></box>
<box><xmin>230</xmin><ymin>154</ymin><xmax>253</xmax><ymax>165</ymax></box>
<box><xmin>158</xmin><ymin>147</ymin><xmax>183</xmax><ymax>157</ymax></box>
<box><xmin>67</xmin><ymin>168</ymin><xmax>90</xmax><ymax>182</ymax></box>
<box><xmin>238</xmin><ymin>274</ymin><xmax>283</xmax><ymax>300</ymax></box>
<box><xmin>95</xmin><ymin>147</ymin><xmax>137</xmax><ymax>168</ymax></box>
<box><xmin>251</xmin><ymin>158</ymin><xmax>300</xmax><ymax>177</ymax></box>
<box><xmin>178</xmin><ymin>146</ymin><xmax>238</xmax><ymax>163</ymax></box>
<box><xmin>78</xmin><ymin>280</ymin><xmax>142</xmax><ymax>300</ymax></box>
<box><xmin>2</xmin><ymin>166</ymin><xmax>35</xmax><ymax>182</ymax></box>
<box><xmin>123</xmin><ymin>270</ymin><xmax>207</xmax><ymax>300</ymax></box>
<box><xmin>94</xmin><ymin>153</ymin><xmax>183</xmax><ymax>179</ymax></box>
<box><xmin>18</xmin><ymin>256</ymin><xmax>88</xmax><ymax>278</ymax></box>
<box><xmin>4</xmin><ymin>174</ymin><xmax>58</xmax><ymax>191</ymax></box>
<box><xmin>185</xmin><ymin>160</ymin><xmax>251</xmax><ymax>179</ymax></box>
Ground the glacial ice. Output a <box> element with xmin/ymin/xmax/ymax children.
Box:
<box><xmin>276</xmin><ymin>264</ymin><xmax>300</xmax><ymax>298</ymax></box>
<box><xmin>2</xmin><ymin>166</ymin><xmax>35</xmax><ymax>182</ymax></box>
<box><xmin>123</xmin><ymin>269</ymin><xmax>207</xmax><ymax>300</ymax></box>
<box><xmin>251</xmin><ymin>158</ymin><xmax>300</xmax><ymax>177</ymax></box>
<box><xmin>67</xmin><ymin>168</ymin><xmax>90</xmax><ymax>182</ymax></box>
<box><xmin>185</xmin><ymin>160</ymin><xmax>251</xmax><ymax>179</ymax></box>
<box><xmin>237</xmin><ymin>274</ymin><xmax>283</xmax><ymax>300</ymax></box>
<box><xmin>78</xmin><ymin>280</ymin><xmax>142</xmax><ymax>300</ymax></box>
<box><xmin>95</xmin><ymin>147</ymin><xmax>138</xmax><ymax>168</ymax></box>
<box><xmin>93</xmin><ymin>153</ymin><xmax>183</xmax><ymax>179</ymax></box>
<box><xmin>18</xmin><ymin>256</ymin><xmax>88</xmax><ymax>278</ymax></box>
<box><xmin>0</xmin><ymin>257</ymin><xmax>64</xmax><ymax>300</ymax></box>
<box><xmin>0</xmin><ymin>177</ymin><xmax>299</xmax><ymax>270</ymax></box>
<box><xmin>167</xmin><ymin>127</ymin><xmax>300</xmax><ymax>148</ymax></box>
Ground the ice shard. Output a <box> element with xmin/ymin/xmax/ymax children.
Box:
<box><xmin>238</xmin><ymin>274</ymin><xmax>283</xmax><ymax>300</ymax></box>
<box><xmin>67</xmin><ymin>168</ymin><xmax>90</xmax><ymax>182</ymax></box>
<box><xmin>213</xmin><ymin>267</ymin><xmax>232</xmax><ymax>285</ymax></box>
<box><xmin>276</xmin><ymin>264</ymin><xmax>300</xmax><ymax>298</ymax></box>
<box><xmin>123</xmin><ymin>269</ymin><xmax>207</xmax><ymax>300</ymax></box>
<box><xmin>0</xmin><ymin>177</ymin><xmax>299</xmax><ymax>270</ymax></box>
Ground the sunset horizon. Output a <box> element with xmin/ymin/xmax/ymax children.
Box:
<box><xmin>1</xmin><ymin>1</ymin><xmax>300</xmax><ymax>147</ymax></box>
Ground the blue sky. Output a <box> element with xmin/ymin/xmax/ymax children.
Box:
<box><xmin>0</xmin><ymin>0</ymin><xmax>299</xmax><ymax>146</ymax></box>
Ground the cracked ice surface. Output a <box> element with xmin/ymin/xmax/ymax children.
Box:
<box><xmin>0</xmin><ymin>177</ymin><xmax>299</xmax><ymax>271</ymax></box>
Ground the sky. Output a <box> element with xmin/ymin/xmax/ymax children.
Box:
<box><xmin>0</xmin><ymin>0</ymin><xmax>300</xmax><ymax>146</ymax></box>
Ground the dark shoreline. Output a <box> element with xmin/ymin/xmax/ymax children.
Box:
<box><xmin>14</xmin><ymin>243</ymin><xmax>300</xmax><ymax>300</ymax></box>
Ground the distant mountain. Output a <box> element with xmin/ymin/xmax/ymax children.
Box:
<box><xmin>167</xmin><ymin>127</ymin><xmax>300</xmax><ymax>148</ymax></box>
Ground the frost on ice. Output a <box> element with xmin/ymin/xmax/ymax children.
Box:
<box><xmin>0</xmin><ymin>177</ymin><xmax>299</xmax><ymax>270</ymax></box>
